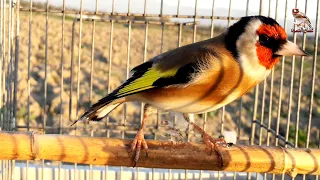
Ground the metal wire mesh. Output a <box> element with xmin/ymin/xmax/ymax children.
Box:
<box><xmin>0</xmin><ymin>0</ymin><xmax>319</xmax><ymax>179</ymax></box>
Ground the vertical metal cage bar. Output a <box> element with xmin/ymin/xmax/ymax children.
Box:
<box><xmin>264</xmin><ymin>0</ymin><xmax>272</xmax><ymax>169</ymax></box>
<box><xmin>6</xmin><ymin>0</ymin><xmax>12</xmax><ymax>131</ymax></box>
<box><xmin>89</xmin><ymin>0</ymin><xmax>98</xmax><ymax>108</ymax></box>
<box><xmin>57</xmin><ymin>0</ymin><xmax>66</xmax><ymax>179</ymax></box>
<box><xmin>13</xmin><ymin>0</ymin><xmax>20</xmax><ymax>127</ymax></box>
<box><xmin>268</xmin><ymin>0</ymin><xmax>272</xmax><ymax>16</ymax></box>
<box><xmin>14</xmin><ymin>0</ymin><xmax>21</xmax><ymax>178</ymax></box>
<box><xmin>144</xmin><ymin>0</ymin><xmax>147</xmax><ymax>16</ymax></box>
<box><xmin>0</xmin><ymin>0</ymin><xmax>3</xmax><ymax>131</ymax></box>
<box><xmin>303</xmin><ymin>5</ymin><xmax>320</xmax><ymax>180</ymax></box>
<box><xmin>259</xmin><ymin>0</ymin><xmax>264</xmax><ymax>15</ymax></box>
<box><xmin>246</xmin><ymin>0</ymin><xmax>250</xmax><ymax>16</ymax></box>
<box><xmin>89</xmin><ymin>130</ymin><xmax>94</xmax><ymax>180</ymax></box>
<box><xmin>3</xmin><ymin>0</ymin><xmax>6</xmax><ymax>131</ymax></box>
<box><xmin>245</xmin><ymin>1</ymin><xmax>251</xmax><ymax>179</ymax></box>
<box><xmin>272</xmin><ymin>3</ymin><xmax>280</xmax><ymax>180</ymax></box>
<box><xmin>305</xmin><ymin>0</ymin><xmax>319</xmax><ymax>149</ymax></box>
<box><xmin>9</xmin><ymin>0</ymin><xmax>15</xmax><ymax>175</ymax></box>
<box><xmin>140</xmin><ymin>20</ymin><xmax>149</xmax><ymax>146</ymax></box>
<box><xmin>281</xmin><ymin>1</ymin><xmax>293</xmax><ymax>180</ymax></box>
<box><xmin>0</xmin><ymin>0</ymin><xmax>6</xmax><ymax>179</ymax></box>
<box><xmin>295</xmin><ymin>35</ymin><xmax>306</xmax><ymax>148</ymax></box>
<box><xmin>0</xmin><ymin>0</ymin><xmax>2</xmax><ymax>130</ymax></box>
<box><xmin>2</xmin><ymin>0</ymin><xmax>6</xmax><ymax>131</ymax></box>
<box><xmin>252</xmin><ymin>62</ymin><xmax>260</xmax><ymax>180</ymax></box>
<box><xmin>6</xmin><ymin>0</ymin><xmax>10</xmax><ymax>131</ymax></box>
<box><xmin>250</xmin><ymin>81</ymin><xmax>258</xmax><ymax>145</ymax></box>
<box><xmin>76</xmin><ymin>0</ymin><xmax>83</xmax><ymax>122</ymax></box>
<box><xmin>155</xmin><ymin>0</ymin><xmax>167</xmax><ymax>178</ymax></box>
<box><xmin>27</xmin><ymin>0</ymin><xmax>32</xmax><ymax>133</ymax></box>
<box><xmin>206</xmin><ymin>1</ymin><xmax>216</xmax><ymax>176</ymax></box>
<box><xmin>10</xmin><ymin>0</ymin><xmax>15</xmax><ymax>131</ymax></box>
<box><xmin>157</xmin><ymin>0</ymin><xmax>165</xmax><ymax>138</ymax></box>
<box><xmin>59</xmin><ymin>0</ymin><xmax>66</xmax><ymax>134</ymax></box>
<box><xmin>259</xmin><ymin>0</ymin><xmax>274</xmax><ymax>152</ymax></box>
<box><xmin>25</xmin><ymin>0</ymin><xmax>33</xmax><ymax>178</ymax></box>
<box><xmin>125</xmin><ymin>0</ymin><xmax>133</xmax><ymax>176</ymax></box>
<box><xmin>177</xmin><ymin>0</ymin><xmax>180</xmax><ymax>16</ymax></box>
<box><xmin>159</xmin><ymin>0</ymin><xmax>164</xmax><ymax>53</ymax></box>
<box><xmin>258</xmin><ymin>78</ymin><xmax>267</xmax><ymax>146</ymax></box>
<box><xmin>41</xmin><ymin>1</ymin><xmax>50</xmax><ymax>179</ymax></box>
<box><xmin>295</xmin><ymin>0</ymin><xmax>309</xmax><ymax>149</ymax></box>
<box><xmin>227</xmin><ymin>0</ymin><xmax>232</xmax><ymax>27</ymax></box>
<box><xmin>171</xmin><ymin>2</ymin><xmax>182</xmax><ymax>179</ymax></box>
<box><xmin>107</xmin><ymin>7</ymin><xmax>114</xmax><ymax>95</ymax></box>
<box><xmin>251</xmin><ymin>0</ymin><xmax>266</xmax><ymax>147</ymax></box>
<box><xmin>43</xmin><ymin>0</ymin><xmax>49</xmax><ymax>134</ymax></box>
<box><xmin>111</xmin><ymin>0</ymin><xmax>121</xmax><ymax>179</ymax></box>
<box><xmin>210</xmin><ymin>0</ymin><xmax>215</xmax><ymax>38</ymax></box>
<box><xmin>143</xmin><ymin>4</ymin><xmax>149</xmax><ymax>64</ymax></box>
<box><xmin>275</xmin><ymin>0</ymin><xmax>288</xmax><ymax>147</ymax></box>
<box><xmin>88</xmin><ymin>1</ymin><xmax>98</xmax><ymax>176</ymax></box>
<box><xmin>317</xmin><ymin>130</ymin><xmax>320</xmax><ymax>180</ymax></box>
<box><xmin>285</xmin><ymin>0</ymin><xmax>298</xmax><ymax>149</ymax></box>
<box><xmin>0</xmin><ymin>0</ymin><xmax>3</xmax><ymax>132</ymax></box>
<box><xmin>139</xmin><ymin>0</ymin><xmax>149</xmax><ymax>136</ymax></box>
<box><xmin>74</xmin><ymin>1</ymin><xmax>83</xmax><ymax>179</ymax></box>
<box><xmin>3</xmin><ymin>0</ymin><xmax>7</xmax><ymax>132</ymax></box>
<box><xmin>193</xmin><ymin>0</ymin><xmax>198</xmax><ymax>43</ymax></box>
<box><xmin>266</xmin><ymin>0</ymin><xmax>277</xmax><ymax>147</ymax></box>
<box><xmin>0</xmin><ymin>0</ymin><xmax>3</xmax><ymax>178</ymax></box>
<box><xmin>220</xmin><ymin>0</ymin><xmax>232</xmax><ymax>141</ymax></box>
<box><xmin>123</xmin><ymin>0</ymin><xmax>130</xmax><ymax>126</ymax></box>
<box><xmin>69</xmin><ymin>20</ymin><xmax>75</xmax><ymax>125</ymax></box>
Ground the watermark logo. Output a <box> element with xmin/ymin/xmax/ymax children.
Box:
<box><xmin>291</xmin><ymin>8</ymin><xmax>313</xmax><ymax>33</ymax></box>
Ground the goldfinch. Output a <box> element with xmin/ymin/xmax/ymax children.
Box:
<box><xmin>71</xmin><ymin>15</ymin><xmax>306</xmax><ymax>166</ymax></box>
<box><xmin>292</xmin><ymin>9</ymin><xmax>313</xmax><ymax>30</ymax></box>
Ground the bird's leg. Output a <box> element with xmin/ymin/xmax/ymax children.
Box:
<box><xmin>183</xmin><ymin>113</ymin><xmax>228</xmax><ymax>155</ymax></box>
<box><xmin>129</xmin><ymin>104</ymin><xmax>154</xmax><ymax>167</ymax></box>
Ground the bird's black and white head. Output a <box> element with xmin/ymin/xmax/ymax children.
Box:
<box><xmin>225</xmin><ymin>16</ymin><xmax>306</xmax><ymax>72</ymax></box>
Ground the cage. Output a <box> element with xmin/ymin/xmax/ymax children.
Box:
<box><xmin>0</xmin><ymin>0</ymin><xmax>319</xmax><ymax>179</ymax></box>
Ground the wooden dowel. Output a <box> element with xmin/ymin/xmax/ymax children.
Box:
<box><xmin>0</xmin><ymin>131</ymin><xmax>319</xmax><ymax>177</ymax></box>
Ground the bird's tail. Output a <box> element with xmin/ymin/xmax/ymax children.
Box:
<box><xmin>70</xmin><ymin>98</ymin><xmax>125</xmax><ymax>127</ymax></box>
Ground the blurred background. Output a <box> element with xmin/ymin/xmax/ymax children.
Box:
<box><xmin>0</xmin><ymin>0</ymin><xmax>319</xmax><ymax>179</ymax></box>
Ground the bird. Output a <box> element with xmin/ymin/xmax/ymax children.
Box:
<box><xmin>71</xmin><ymin>15</ymin><xmax>307</xmax><ymax>166</ymax></box>
<box><xmin>292</xmin><ymin>9</ymin><xmax>313</xmax><ymax>31</ymax></box>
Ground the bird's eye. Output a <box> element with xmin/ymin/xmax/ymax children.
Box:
<box><xmin>259</xmin><ymin>35</ymin><xmax>270</xmax><ymax>44</ymax></box>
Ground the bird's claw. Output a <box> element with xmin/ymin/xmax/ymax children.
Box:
<box><xmin>129</xmin><ymin>129</ymin><xmax>148</xmax><ymax>167</ymax></box>
<box><xmin>202</xmin><ymin>133</ymin><xmax>228</xmax><ymax>155</ymax></box>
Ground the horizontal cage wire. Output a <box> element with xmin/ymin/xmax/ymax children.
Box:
<box><xmin>0</xmin><ymin>0</ymin><xmax>319</xmax><ymax>179</ymax></box>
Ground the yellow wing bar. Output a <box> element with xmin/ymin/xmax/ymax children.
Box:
<box><xmin>116</xmin><ymin>67</ymin><xmax>178</xmax><ymax>97</ymax></box>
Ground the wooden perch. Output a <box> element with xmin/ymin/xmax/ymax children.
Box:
<box><xmin>0</xmin><ymin>131</ymin><xmax>319</xmax><ymax>177</ymax></box>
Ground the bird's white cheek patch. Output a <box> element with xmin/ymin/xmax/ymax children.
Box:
<box><xmin>236</xmin><ymin>19</ymin><xmax>269</xmax><ymax>80</ymax></box>
<box><xmin>236</xmin><ymin>19</ymin><xmax>262</xmax><ymax>65</ymax></box>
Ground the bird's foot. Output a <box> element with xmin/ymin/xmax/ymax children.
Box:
<box><xmin>202</xmin><ymin>133</ymin><xmax>228</xmax><ymax>155</ymax></box>
<box><xmin>189</xmin><ymin>122</ymin><xmax>229</xmax><ymax>155</ymax></box>
<box><xmin>129</xmin><ymin>129</ymin><xmax>148</xmax><ymax>167</ymax></box>
<box><xmin>201</xmin><ymin>133</ymin><xmax>230</xmax><ymax>168</ymax></box>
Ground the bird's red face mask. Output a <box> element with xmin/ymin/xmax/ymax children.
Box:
<box><xmin>255</xmin><ymin>24</ymin><xmax>306</xmax><ymax>69</ymax></box>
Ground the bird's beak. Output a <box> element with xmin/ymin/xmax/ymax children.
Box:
<box><xmin>275</xmin><ymin>40</ymin><xmax>308</xmax><ymax>56</ymax></box>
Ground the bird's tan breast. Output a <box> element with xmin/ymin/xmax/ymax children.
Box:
<box><xmin>131</xmin><ymin>48</ymin><xmax>264</xmax><ymax>113</ymax></box>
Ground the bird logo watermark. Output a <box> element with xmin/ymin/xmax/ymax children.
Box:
<box><xmin>291</xmin><ymin>8</ymin><xmax>313</xmax><ymax>33</ymax></box>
